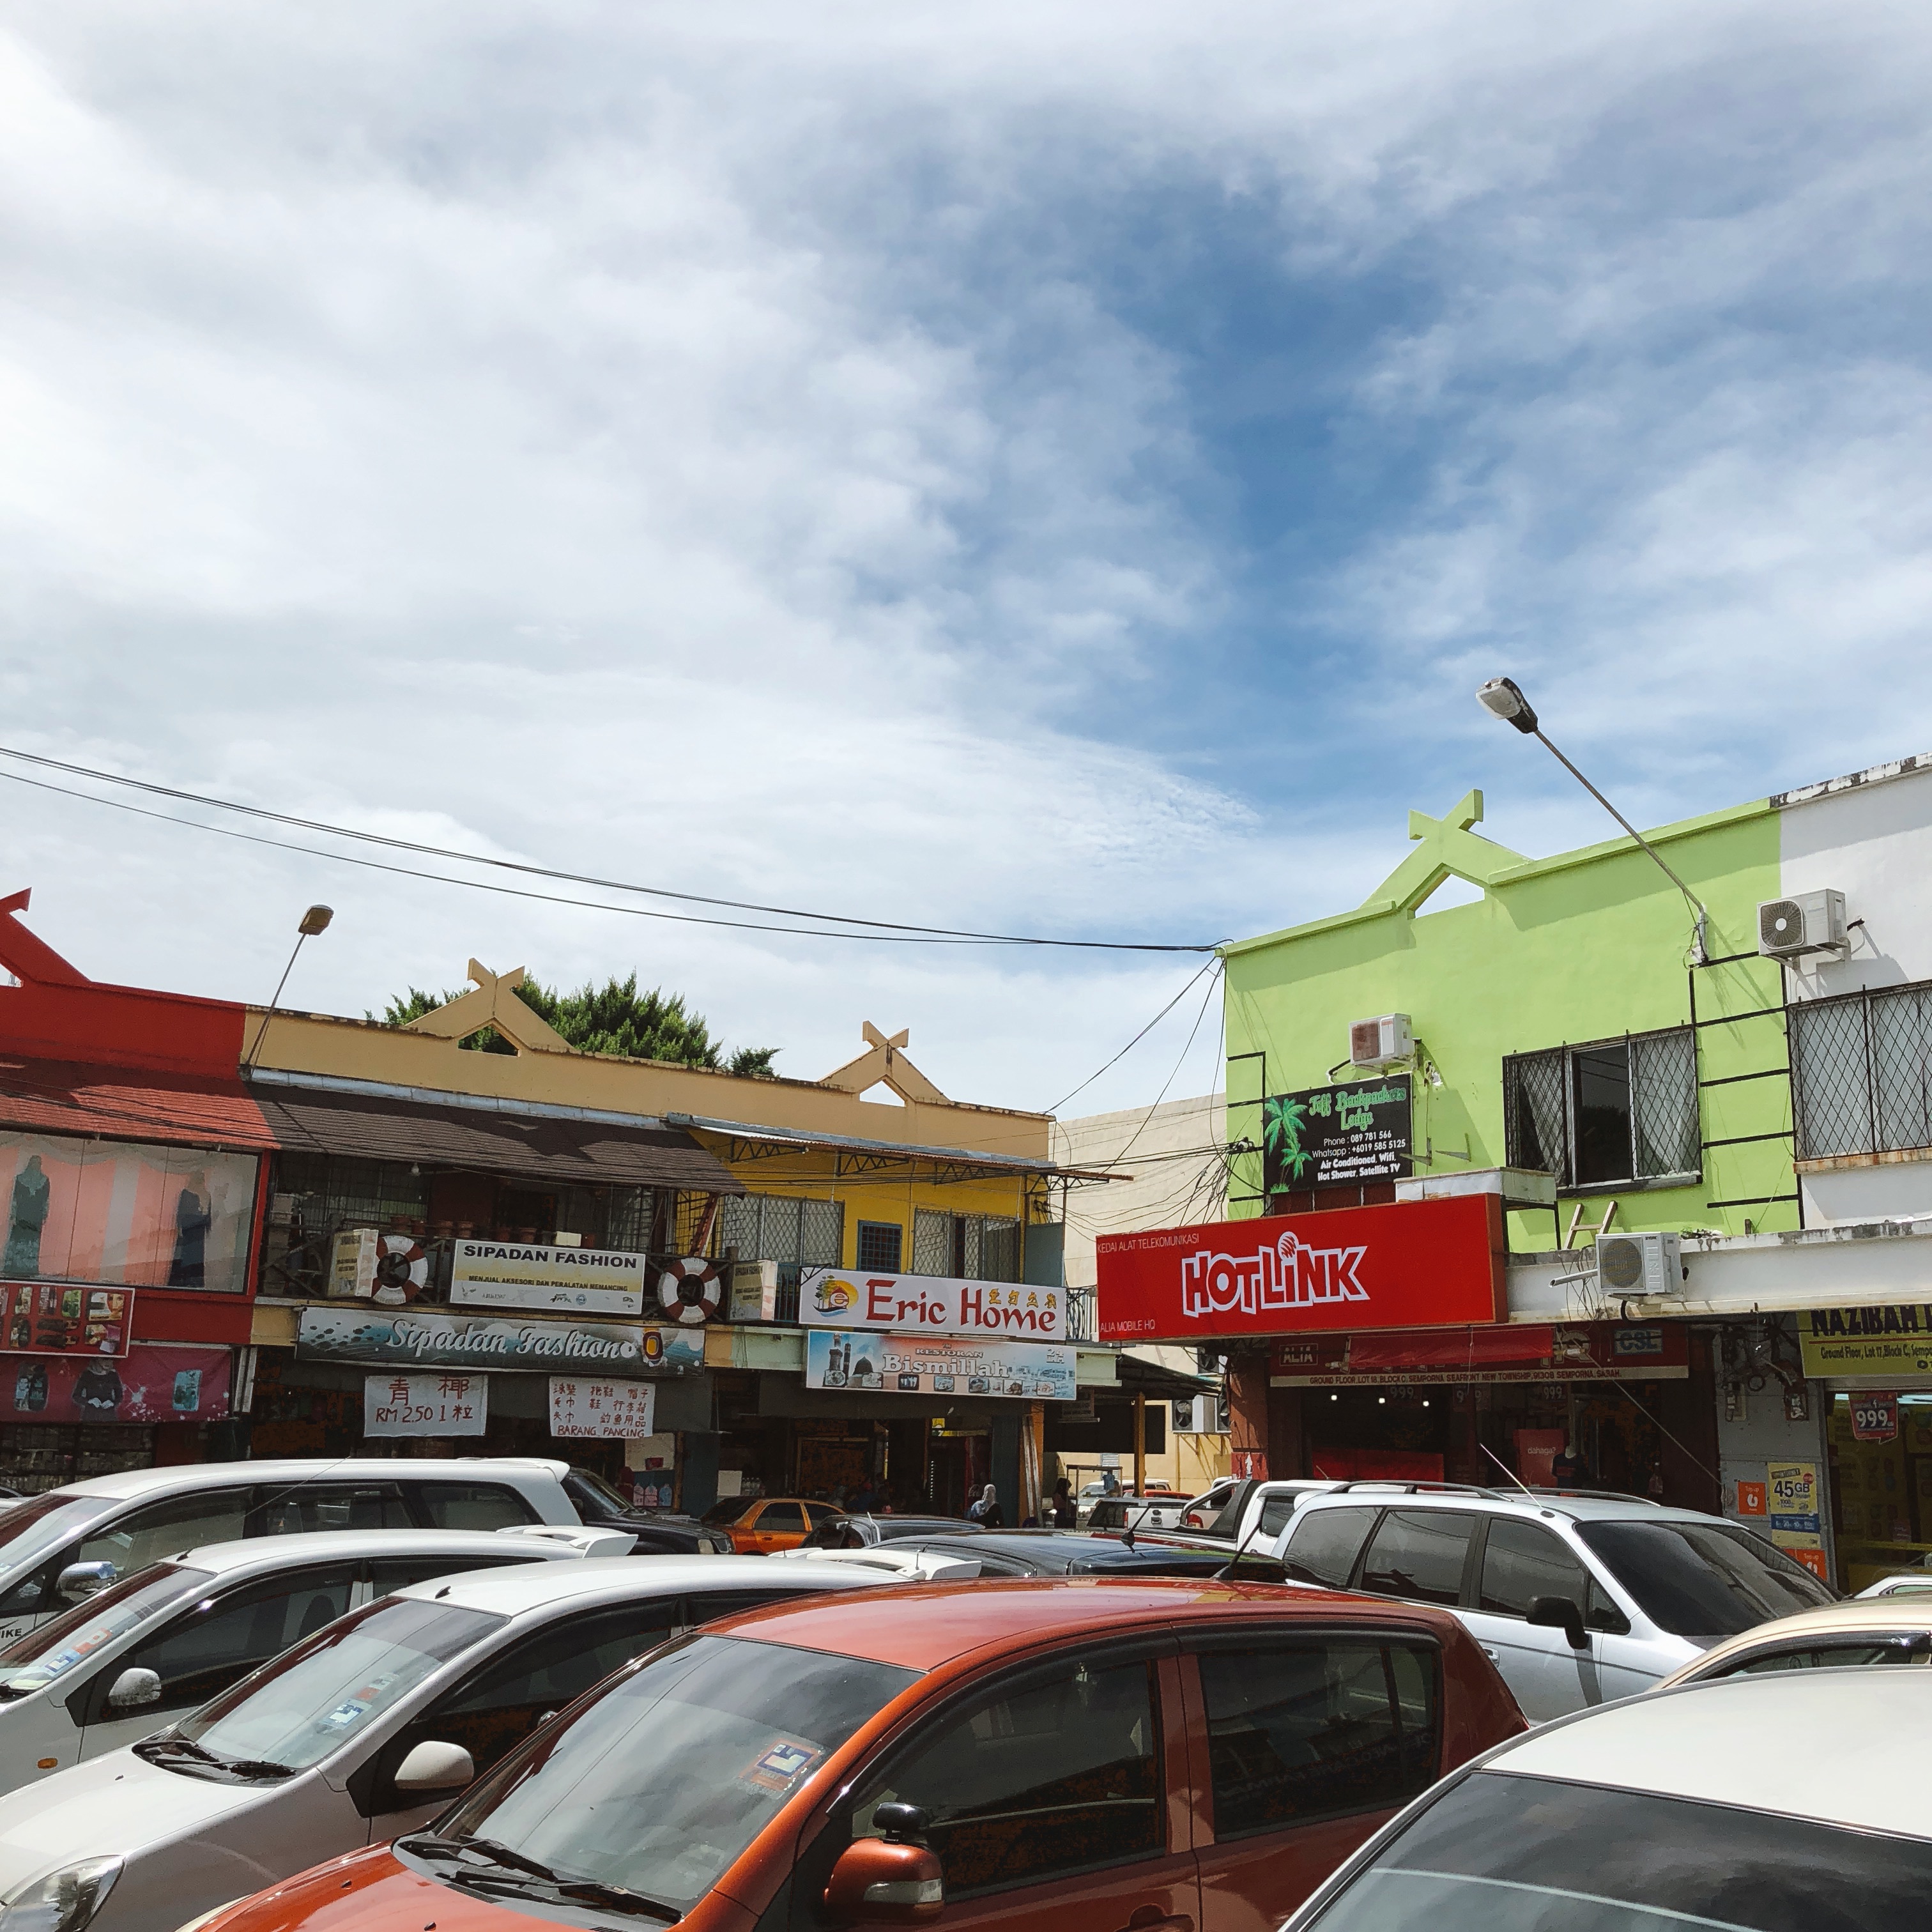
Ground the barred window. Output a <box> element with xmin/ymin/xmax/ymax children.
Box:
<box><xmin>714</xmin><ymin>1193</ymin><xmax>844</xmax><ymax>1290</ymax></box>
<box><xmin>911</xmin><ymin>1209</ymin><xmax>1022</xmax><ymax>1282</ymax></box>
<box><xmin>1791</xmin><ymin>982</ymin><xmax>1932</xmax><ymax>1159</ymax></box>
<box><xmin>1503</xmin><ymin>1028</ymin><xmax>1699</xmax><ymax>1190</ymax></box>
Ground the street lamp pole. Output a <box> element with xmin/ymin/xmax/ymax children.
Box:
<box><xmin>242</xmin><ymin>903</ymin><xmax>335</xmax><ymax>1071</ymax></box>
<box><xmin>1476</xmin><ymin>677</ymin><xmax>1709</xmax><ymax>965</ymax></box>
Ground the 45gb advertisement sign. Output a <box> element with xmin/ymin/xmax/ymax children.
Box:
<box><xmin>1096</xmin><ymin>1194</ymin><xmax>1506</xmax><ymax>1342</ymax></box>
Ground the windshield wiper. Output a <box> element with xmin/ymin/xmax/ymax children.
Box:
<box><xmin>132</xmin><ymin>1733</ymin><xmax>293</xmax><ymax>1781</ymax></box>
<box><xmin>408</xmin><ymin>1838</ymin><xmax>678</xmax><ymax>1923</ymax></box>
<box><xmin>135</xmin><ymin>1731</ymin><xmax>223</xmax><ymax>1767</ymax></box>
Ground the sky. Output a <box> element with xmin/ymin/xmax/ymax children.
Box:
<box><xmin>4</xmin><ymin>1</ymin><xmax>1932</xmax><ymax>1118</ymax></box>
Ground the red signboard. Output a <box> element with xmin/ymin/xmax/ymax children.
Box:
<box><xmin>1096</xmin><ymin>1194</ymin><xmax>1506</xmax><ymax>1343</ymax></box>
<box><xmin>0</xmin><ymin>1344</ymin><xmax>229</xmax><ymax>1423</ymax></box>
<box><xmin>1851</xmin><ymin>1391</ymin><xmax>1899</xmax><ymax>1443</ymax></box>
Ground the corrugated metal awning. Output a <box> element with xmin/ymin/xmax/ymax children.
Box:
<box><xmin>0</xmin><ymin>1055</ymin><xmax>275</xmax><ymax>1151</ymax></box>
<box><xmin>249</xmin><ymin>1079</ymin><xmax>742</xmax><ymax>1193</ymax></box>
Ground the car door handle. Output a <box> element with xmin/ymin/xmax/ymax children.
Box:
<box><xmin>1481</xmin><ymin>1646</ymin><xmax>1498</xmax><ymax>1660</ymax></box>
<box><xmin>1116</xmin><ymin>1912</ymin><xmax>1193</xmax><ymax>1932</ymax></box>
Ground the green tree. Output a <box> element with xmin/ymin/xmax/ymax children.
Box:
<box><xmin>371</xmin><ymin>973</ymin><xmax>779</xmax><ymax>1078</ymax></box>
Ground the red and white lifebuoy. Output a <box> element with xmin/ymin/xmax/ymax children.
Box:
<box><xmin>372</xmin><ymin>1234</ymin><xmax>431</xmax><ymax>1306</ymax></box>
<box><xmin>657</xmin><ymin>1257</ymin><xmax>723</xmax><ymax>1325</ymax></box>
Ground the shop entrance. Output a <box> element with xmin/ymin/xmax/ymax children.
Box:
<box><xmin>927</xmin><ymin>1427</ymin><xmax>989</xmax><ymax>1517</ymax></box>
<box><xmin>1827</xmin><ymin>1388</ymin><xmax>1932</xmax><ymax>1593</ymax></box>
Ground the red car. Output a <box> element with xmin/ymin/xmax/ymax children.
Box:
<box><xmin>195</xmin><ymin>1578</ymin><xmax>1523</xmax><ymax>1932</ymax></box>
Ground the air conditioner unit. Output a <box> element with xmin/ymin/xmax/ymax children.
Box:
<box><xmin>1595</xmin><ymin>1230</ymin><xmax>1683</xmax><ymax>1298</ymax></box>
<box><xmin>1173</xmin><ymin>1397</ymin><xmax>1200</xmax><ymax>1434</ymax></box>
<box><xmin>1758</xmin><ymin>889</ymin><xmax>1848</xmax><ymax>959</ymax></box>
<box><xmin>1349</xmin><ymin>1013</ymin><xmax>1413</xmax><ymax>1068</ymax></box>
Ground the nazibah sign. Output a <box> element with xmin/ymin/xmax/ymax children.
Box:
<box><xmin>797</xmin><ymin>1268</ymin><xmax>1063</xmax><ymax>1342</ymax></box>
<box><xmin>1096</xmin><ymin>1194</ymin><xmax>1506</xmax><ymax>1342</ymax></box>
<box><xmin>1798</xmin><ymin>1304</ymin><xmax>1932</xmax><ymax>1379</ymax></box>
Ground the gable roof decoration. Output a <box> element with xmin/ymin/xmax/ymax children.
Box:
<box><xmin>819</xmin><ymin>1022</ymin><xmax>949</xmax><ymax>1104</ymax></box>
<box><xmin>1362</xmin><ymin>788</ymin><xmax>1526</xmax><ymax>917</ymax></box>
<box><xmin>400</xmin><ymin>960</ymin><xmax>572</xmax><ymax>1055</ymax></box>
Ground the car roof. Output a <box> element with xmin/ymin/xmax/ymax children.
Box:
<box><xmin>709</xmin><ymin>1575</ymin><xmax>1452</xmax><ymax>1673</ymax></box>
<box><xmin>169</xmin><ymin>1528</ymin><xmax>592</xmax><ymax>1575</ymax></box>
<box><xmin>40</xmin><ymin>1457</ymin><xmax>569</xmax><ymax>1503</ymax></box>
<box><xmin>1667</xmin><ymin>1595</ymin><xmax>1932</xmax><ymax>1670</ymax></box>
<box><xmin>389</xmin><ymin>1554</ymin><xmax>875</xmax><ymax>1616</ymax></box>
<box><xmin>1294</xmin><ymin>1487</ymin><xmax>1719</xmax><ymax>1527</ymax></box>
<box><xmin>1483</xmin><ymin>1669</ymin><xmax>1932</xmax><ymax>1840</ymax></box>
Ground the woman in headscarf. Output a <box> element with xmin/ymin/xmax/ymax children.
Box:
<box><xmin>965</xmin><ymin>1482</ymin><xmax>1004</xmax><ymax>1529</ymax></box>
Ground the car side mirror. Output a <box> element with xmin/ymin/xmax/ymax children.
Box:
<box><xmin>824</xmin><ymin>1809</ymin><xmax>944</xmax><ymax>1926</ymax></box>
<box><xmin>1527</xmin><ymin>1594</ymin><xmax>1589</xmax><ymax>1650</ymax></box>
<box><xmin>57</xmin><ymin>1562</ymin><xmax>117</xmax><ymax>1604</ymax></box>
<box><xmin>392</xmin><ymin>1739</ymin><xmax>477</xmax><ymax>1797</ymax></box>
<box><xmin>105</xmin><ymin>1666</ymin><xmax>162</xmax><ymax>1710</ymax></box>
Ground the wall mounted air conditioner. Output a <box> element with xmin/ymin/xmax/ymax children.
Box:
<box><xmin>1758</xmin><ymin>889</ymin><xmax>1848</xmax><ymax>959</ymax></box>
<box><xmin>1596</xmin><ymin>1230</ymin><xmax>1683</xmax><ymax>1299</ymax></box>
<box><xmin>1349</xmin><ymin>1013</ymin><xmax>1413</xmax><ymax>1068</ymax></box>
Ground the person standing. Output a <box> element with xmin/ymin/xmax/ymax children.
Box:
<box><xmin>965</xmin><ymin>1482</ymin><xmax>1004</xmax><ymax>1528</ymax></box>
<box><xmin>1049</xmin><ymin>1476</ymin><xmax>1077</xmax><ymax>1529</ymax></box>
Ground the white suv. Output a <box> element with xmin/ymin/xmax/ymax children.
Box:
<box><xmin>1279</xmin><ymin>1483</ymin><xmax>1836</xmax><ymax>1722</ymax></box>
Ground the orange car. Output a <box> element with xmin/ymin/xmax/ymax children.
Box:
<box><xmin>702</xmin><ymin>1494</ymin><xmax>848</xmax><ymax>1552</ymax></box>
<box><xmin>194</xmin><ymin>1577</ymin><xmax>1525</xmax><ymax>1932</ymax></box>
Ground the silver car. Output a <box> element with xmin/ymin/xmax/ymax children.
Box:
<box><xmin>0</xmin><ymin>1556</ymin><xmax>891</xmax><ymax>1932</ymax></box>
<box><xmin>0</xmin><ymin>1526</ymin><xmax>626</xmax><ymax>1791</ymax></box>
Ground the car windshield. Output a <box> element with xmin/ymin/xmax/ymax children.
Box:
<box><xmin>570</xmin><ymin>1468</ymin><xmax>637</xmax><ymax>1515</ymax></box>
<box><xmin>700</xmin><ymin>1498</ymin><xmax>757</xmax><ymax>1525</ymax></box>
<box><xmin>1577</xmin><ymin>1520</ymin><xmax>1835</xmax><ymax>1639</ymax></box>
<box><xmin>0</xmin><ymin>1563</ymin><xmax>206</xmax><ymax>1694</ymax></box>
<box><xmin>417</xmin><ymin>1634</ymin><xmax>917</xmax><ymax>1916</ymax></box>
<box><xmin>0</xmin><ymin>1494</ymin><xmax>116</xmax><ymax>1574</ymax></box>
<box><xmin>1308</xmin><ymin>1768</ymin><xmax>1932</xmax><ymax>1930</ymax></box>
<box><xmin>155</xmin><ymin>1595</ymin><xmax>503</xmax><ymax>1778</ymax></box>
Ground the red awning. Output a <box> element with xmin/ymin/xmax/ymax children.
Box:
<box><xmin>0</xmin><ymin>1055</ymin><xmax>274</xmax><ymax>1151</ymax></box>
<box><xmin>1347</xmin><ymin>1326</ymin><xmax>1558</xmax><ymax>1371</ymax></box>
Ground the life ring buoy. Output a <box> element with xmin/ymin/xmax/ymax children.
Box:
<box><xmin>657</xmin><ymin>1257</ymin><xmax>723</xmax><ymax>1325</ymax></box>
<box><xmin>372</xmin><ymin>1234</ymin><xmax>431</xmax><ymax>1306</ymax></box>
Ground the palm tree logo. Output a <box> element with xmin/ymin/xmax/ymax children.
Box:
<box><xmin>1264</xmin><ymin>1096</ymin><xmax>1313</xmax><ymax>1185</ymax></box>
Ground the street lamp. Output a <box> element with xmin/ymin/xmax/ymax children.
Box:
<box><xmin>242</xmin><ymin>904</ymin><xmax>335</xmax><ymax>1070</ymax></box>
<box><xmin>1476</xmin><ymin>677</ymin><xmax>1708</xmax><ymax>965</ymax></box>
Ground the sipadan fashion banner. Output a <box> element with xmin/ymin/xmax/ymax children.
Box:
<box><xmin>295</xmin><ymin>1305</ymin><xmax>704</xmax><ymax>1375</ymax></box>
<box><xmin>0</xmin><ymin>1344</ymin><xmax>230</xmax><ymax>1424</ymax></box>
<box><xmin>450</xmin><ymin>1239</ymin><xmax>648</xmax><ymax>1316</ymax></box>
<box><xmin>1096</xmin><ymin>1194</ymin><xmax>1507</xmax><ymax>1342</ymax></box>
<box><xmin>804</xmin><ymin>1329</ymin><xmax>1077</xmax><ymax>1401</ymax></box>
<box><xmin>1</xmin><ymin>1131</ymin><xmax>256</xmax><ymax>1294</ymax></box>
<box><xmin>797</xmin><ymin>1267</ymin><xmax>1064</xmax><ymax>1342</ymax></box>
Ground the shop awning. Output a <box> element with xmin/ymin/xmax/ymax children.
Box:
<box><xmin>662</xmin><ymin>1110</ymin><xmax>1123</xmax><ymax>1184</ymax></box>
<box><xmin>1349</xmin><ymin>1327</ymin><xmax>1557</xmax><ymax>1371</ymax></box>
<box><xmin>1112</xmin><ymin>1351</ymin><xmax>1218</xmax><ymax>1399</ymax></box>
<box><xmin>247</xmin><ymin>1077</ymin><xmax>741</xmax><ymax>1194</ymax></box>
<box><xmin>0</xmin><ymin>1055</ymin><xmax>275</xmax><ymax>1151</ymax></box>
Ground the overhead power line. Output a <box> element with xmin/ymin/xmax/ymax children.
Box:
<box><xmin>0</xmin><ymin>745</ymin><xmax>1221</xmax><ymax>954</ymax></box>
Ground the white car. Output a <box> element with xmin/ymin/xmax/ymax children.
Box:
<box><xmin>1278</xmin><ymin>1482</ymin><xmax>1836</xmax><ymax>1721</ymax></box>
<box><xmin>0</xmin><ymin>1460</ymin><xmax>581</xmax><ymax>1645</ymax></box>
<box><xmin>770</xmin><ymin>1545</ymin><xmax>985</xmax><ymax>1581</ymax></box>
<box><xmin>1284</xmin><ymin>1667</ymin><xmax>1932</xmax><ymax>1929</ymax></box>
<box><xmin>0</xmin><ymin>1556</ymin><xmax>890</xmax><ymax>1932</ymax></box>
<box><xmin>1653</xmin><ymin>1595</ymin><xmax>1932</xmax><ymax>1687</ymax></box>
<box><xmin>0</xmin><ymin>1526</ymin><xmax>627</xmax><ymax>1791</ymax></box>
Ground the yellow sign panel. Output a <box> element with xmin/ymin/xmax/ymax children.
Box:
<box><xmin>1798</xmin><ymin>1305</ymin><xmax>1932</xmax><ymax>1379</ymax></box>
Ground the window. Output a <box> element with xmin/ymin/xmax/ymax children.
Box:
<box><xmin>850</xmin><ymin>1653</ymin><xmax>1161</xmax><ymax>1896</ymax></box>
<box><xmin>368</xmin><ymin>1554</ymin><xmax>537</xmax><ymax>1597</ymax></box>
<box><xmin>88</xmin><ymin>1565</ymin><xmax>357</xmax><ymax>1721</ymax></box>
<box><xmin>1728</xmin><ymin>1641</ymin><xmax>1926</xmax><ymax>1677</ymax></box>
<box><xmin>367</xmin><ymin>1601</ymin><xmax>681</xmax><ymax>1811</ymax></box>
<box><xmin>1282</xmin><ymin>1507</ymin><xmax>1380</xmax><ymax>1589</ymax></box>
<box><xmin>1575</xmin><ymin>1521</ymin><xmax>1833</xmax><ymax>1639</ymax></box>
<box><xmin>413</xmin><ymin>1482</ymin><xmax>539</xmax><ymax>1531</ymax></box>
<box><xmin>1791</xmin><ymin>981</ymin><xmax>1932</xmax><ymax>1159</ymax></box>
<box><xmin>78</xmin><ymin>1490</ymin><xmax>254</xmax><ymax>1576</ymax></box>
<box><xmin>1197</xmin><ymin>1640</ymin><xmax>1438</xmax><ymax>1836</ymax></box>
<box><xmin>714</xmin><ymin>1194</ymin><xmax>845</xmax><ymax>1314</ymax></box>
<box><xmin>1358</xmin><ymin>1511</ymin><xmax>1475</xmax><ymax>1606</ymax></box>
<box><xmin>252</xmin><ymin>1482</ymin><xmax>410</xmax><ymax>1535</ymax></box>
<box><xmin>756</xmin><ymin>1502</ymin><xmax>804</xmax><ymax>1530</ymax></box>
<box><xmin>1476</xmin><ymin>1521</ymin><xmax>1627</xmax><ymax>1633</ymax></box>
<box><xmin>910</xmin><ymin>1211</ymin><xmax>1022</xmax><ymax>1283</ymax></box>
<box><xmin>1503</xmin><ymin>1028</ymin><xmax>1699</xmax><ymax>1190</ymax></box>
<box><xmin>1258</xmin><ymin>1493</ymin><xmax>1304</xmax><ymax>1538</ymax></box>
<box><xmin>855</xmin><ymin>1222</ymin><xmax>903</xmax><ymax>1271</ymax></box>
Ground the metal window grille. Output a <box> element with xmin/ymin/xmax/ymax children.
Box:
<box><xmin>1502</xmin><ymin>1028</ymin><xmax>1699</xmax><ymax>1187</ymax></box>
<box><xmin>1791</xmin><ymin>981</ymin><xmax>1932</xmax><ymax>1159</ymax></box>
<box><xmin>1065</xmin><ymin>1284</ymin><xmax>1098</xmax><ymax>1341</ymax></box>
<box><xmin>910</xmin><ymin>1209</ymin><xmax>1022</xmax><ymax>1282</ymax></box>
<box><xmin>855</xmin><ymin>1220</ymin><xmax>903</xmax><ymax>1271</ymax></box>
<box><xmin>714</xmin><ymin>1193</ymin><xmax>845</xmax><ymax>1320</ymax></box>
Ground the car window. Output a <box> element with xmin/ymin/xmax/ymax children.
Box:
<box><xmin>364</xmin><ymin>1599</ymin><xmax>681</xmax><ymax>1813</ymax></box>
<box><xmin>1282</xmin><ymin>1507</ymin><xmax>1380</xmax><ymax>1588</ymax></box>
<box><xmin>1726</xmin><ymin>1641</ymin><xmax>1926</xmax><ymax>1677</ymax></box>
<box><xmin>367</xmin><ymin>1554</ymin><xmax>537</xmax><ymax>1598</ymax></box>
<box><xmin>77</xmin><ymin>1490</ymin><xmax>253</xmax><ymax>1576</ymax></box>
<box><xmin>413</xmin><ymin>1483</ymin><xmax>539</xmax><ymax>1531</ymax></box>
<box><xmin>851</xmin><ymin>1652</ymin><xmax>1163</xmax><ymax>1897</ymax></box>
<box><xmin>1258</xmin><ymin>1494</ymin><xmax>1303</xmax><ymax>1537</ymax></box>
<box><xmin>1577</xmin><ymin>1521</ymin><xmax>1835</xmax><ymax>1639</ymax></box>
<box><xmin>963</xmin><ymin>1551</ymin><xmax>1036</xmax><ymax>1579</ymax></box>
<box><xmin>254</xmin><ymin>1483</ymin><xmax>411</xmax><ymax>1535</ymax></box>
<box><xmin>1478</xmin><ymin>1520</ymin><xmax>1628</xmax><ymax>1634</ymax></box>
<box><xmin>684</xmin><ymin>1588</ymin><xmax>808</xmax><ymax>1623</ymax></box>
<box><xmin>758</xmin><ymin>1503</ymin><xmax>805</xmax><ymax>1530</ymax></box>
<box><xmin>1358</xmin><ymin>1512</ymin><xmax>1475</xmax><ymax>1606</ymax></box>
<box><xmin>0</xmin><ymin>1564</ymin><xmax>204</xmax><ymax>1693</ymax></box>
<box><xmin>700</xmin><ymin>1497</ymin><xmax>757</xmax><ymax>1526</ymax></box>
<box><xmin>1197</xmin><ymin>1639</ymin><xmax>1438</xmax><ymax>1836</ymax></box>
<box><xmin>98</xmin><ymin>1565</ymin><xmax>358</xmax><ymax>1720</ymax></box>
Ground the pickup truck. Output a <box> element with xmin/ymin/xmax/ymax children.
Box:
<box><xmin>1083</xmin><ymin>1491</ymin><xmax>1193</xmax><ymax>1533</ymax></box>
<box><xmin>1180</xmin><ymin>1475</ymin><xmax>1342</xmax><ymax>1551</ymax></box>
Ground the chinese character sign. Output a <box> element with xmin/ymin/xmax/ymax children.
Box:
<box><xmin>549</xmin><ymin>1377</ymin><xmax>656</xmax><ymax>1439</ymax></box>
<box><xmin>797</xmin><ymin>1270</ymin><xmax>1063</xmax><ymax>1342</ymax></box>
<box><xmin>364</xmin><ymin>1372</ymin><xmax>488</xmax><ymax>1438</ymax></box>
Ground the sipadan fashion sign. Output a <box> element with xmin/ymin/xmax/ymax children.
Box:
<box><xmin>450</xmin><ymin>1239</ymin><xmax>647</xmax><ymax>1316</ymax></box>
<box><xmin>1096</xmin><ymin>1194</ymin><xmax>1506</xmax><ymax>1343</ymax></box>
<box><xmin>295</xmin><ymin>1305</ymin><xmax>704</xmax><ymax>1375</ymax></box>
<box><xmin>797</xmin><ymin>1268</ymin><xmax>1064</xmax><ymax>1342</ymax></box>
